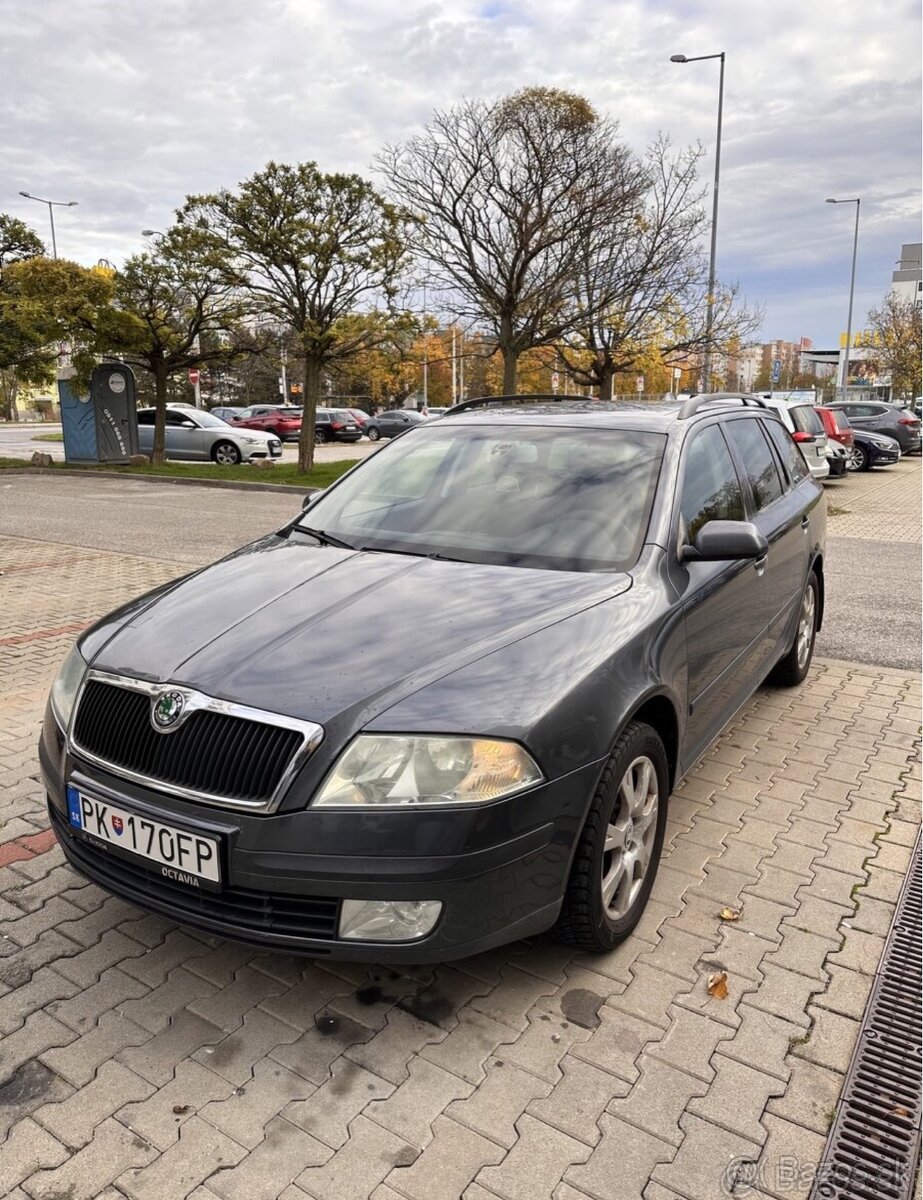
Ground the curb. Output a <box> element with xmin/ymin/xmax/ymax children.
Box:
<box><xmin>0</xmin><ymin>467</ymin><xmax>319</xmax><ymax>497</ymax></box>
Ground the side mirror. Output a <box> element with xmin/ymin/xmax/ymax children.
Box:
<box><xmin>181</xmin><ymin>420</ymin><xmax>196</xmax><ymax>429</ymax></box>
<box><xmin>681</xmin><ymin>520</ymin><xmax>768</xmax><ymax>562</ymax></box>
<box><xmin>301</xmin><ymin>489</ymin><xmax>324</xmax><ymax>510</ymax></box>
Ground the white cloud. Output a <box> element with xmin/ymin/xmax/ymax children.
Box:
<box><xmin>1</xmin><ymin>0</ymin><xmax>919</xmax><ymax>344</ymax></box>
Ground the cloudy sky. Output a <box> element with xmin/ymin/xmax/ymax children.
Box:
<box><xmin>2</xmin><ymin>0</ymin><xmax>919</xmax><ymax>346</ymax></box>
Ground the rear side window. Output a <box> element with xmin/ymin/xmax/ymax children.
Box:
<box><xmin>764</xmin><ymin>419</ymin><xmax>809</xmax><ymax>484</ymax></box>
<box><xmin>680</xmin><ymin>425</ymin><xmax>745</xmax><ymax>541</ymax></box>
<box><xmin>790</xmin><ymin>406</ymin><xmax>824</xmax><ymax>436</ymax></box>
<box><xmin>725</xmin><ymin>419</ymin><xmax>785</xmax><ymax>511</ymax></box>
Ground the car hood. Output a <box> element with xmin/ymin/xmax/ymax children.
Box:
<box><xmin>231</xmin><ymin>428</ymin><xmax>277</xmax><ymax>442</ymax></box>
<box><xmin>859</xmin><ymin>431</ymin><xmax>899</xmax><ymax>448</ymax></box>
<box><xmin>89</xmin><ymin>534</ymin><xmax>631</xmax><ymax>727</ymax></box>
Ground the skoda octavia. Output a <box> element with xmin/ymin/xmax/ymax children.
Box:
<box><xmin>41</xmin><ymin>394</ymin><xmax>826</xmax><ymax>961</ymax></box>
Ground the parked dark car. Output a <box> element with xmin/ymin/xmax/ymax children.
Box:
<box><xmin>826</xmin><ymin>402</ymin><xmax>921</xmax><ymax>455</ymax></box>
<box><xmin>365</xmin><ymin>409</ymin><xmax>426</xmax><ymax>440</ymax></box>
<box><xmin>41</xmin><ymin>394</ymin><xmax>825</xmax><ymax>961</ymax></box>
<box><xmin>232</xmin><ymin>405</ymin><xmax>303</xmax><ymax>442</ymax></box>
<box><xmin>846</xmin><ymin>425</ymin><xmax>901</xmax><ymax>471</ymax></box>
<box><xmin>210</xmin><ymin>406</ymin><xmax>245</xmax><ymax>422</ymax></box>
<box><xmin>315</xmin><ymin>408</ymin><xmax>362</xmax><ymax>444</ymax></box>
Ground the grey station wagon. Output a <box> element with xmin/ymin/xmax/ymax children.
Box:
<box><xmin>41</xmin><ymin>394</ymin><xmax>826</xmax><ymax>961</ymax></box>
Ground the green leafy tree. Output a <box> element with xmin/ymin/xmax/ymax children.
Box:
<box><xmin>182</xmin><ymin>161</ymin><xmax>410</xmax><ymax>470</ymax></box>
<box><xmin>3</xmin><ymin>228</ymin><xmax>255</xmax><ymax>462</ymax></box>
<box><xmin>379</xmin><ymin>87</ymin><xmax>646</xmax><ymax>395</ymax></box>
<box><xmin>866</xmin><ymin>292</ymin><xmax>922</xmax><ymax>401</ymax></box>
<box><xmin>0</xmin><ymin>214</ymin><xmax>52</xmax><ymax>420</ymax></box>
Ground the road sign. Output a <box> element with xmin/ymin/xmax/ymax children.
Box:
<box><xmin>636</xmin><ymin>376</ymin><xmax>645</xmax><ymax>393</ymax></box>
<box><xmin>771</xmin><ymin>359</ymin><xmax>782</xmax><ymax>384</ymax></box>
<box><xmin>673</xmin><ymin>368</ymin><xmax>682</xmax><ymax>380</ymax></box>
<box><xmin>188</xmin><ymin>369</ymin><xmax>200</xmax><ymax>386</ymax></box>
<box><xmin>551</xmin><ymin>371</ymin><xmax>560</xmax><ymax>392</ymax></box>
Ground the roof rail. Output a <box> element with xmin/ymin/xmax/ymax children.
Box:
<box><xmin>446</xmin><ymin>393</ymin><xmax>566</xmax><ymax>413</ymax></box>
<box><xmin>677</xmin><ymin>392</ymin><xmax>768</xmax><ymax>420</ymax></box>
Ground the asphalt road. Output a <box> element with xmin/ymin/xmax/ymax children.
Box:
<box><xmin>1</xmin><ymin>469</ymin><xmax>919</xmax><ymax>669</ymax></box>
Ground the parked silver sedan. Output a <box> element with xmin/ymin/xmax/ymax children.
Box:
<box><xmin>136</xmin><ymin>407</ymin><xmax>282</xmax><ymax>465</ymax></box>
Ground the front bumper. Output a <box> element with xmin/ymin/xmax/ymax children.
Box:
<box><xmin>40</xmin><ymin>708</ymin><xmax>599</xmax><ymax>962</ymax></box>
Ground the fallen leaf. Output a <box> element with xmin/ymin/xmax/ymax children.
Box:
<box><xmin>707</xmin><ymin>970</ymin><xmax>729</xmax><ymax>1000</ymax></box>
<box><xmin>719</xmin><ymin>907</ymin><xmax>741</xmax><ymax>921</ymax></box>
<box><xmin>172</xmin><ymin>1104</ymin><xmax>191</xmax><ymax>1115</ymax></box>
<box><xmin>891</xmin><ymin>1106</ymin><xmax>910</xmax><ymax>1119</ymax></box>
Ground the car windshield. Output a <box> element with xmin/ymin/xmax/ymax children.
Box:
<box><xmin>293</xmin><ymin>422</ymin><xmax>666</xmax><ymax>572</ymax></box>
<box><xmin>191</xmin><ymin>411</ymin><xmax>232</xmax><ymax>428</ymax></box>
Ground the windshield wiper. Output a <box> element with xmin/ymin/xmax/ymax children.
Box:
<box><xmin>295</xmin><ymin>525</ymin><xmax>357</xmax><ymax>550</ymax></box>
<box><xmin>358</xmin><ymin>543</ymin><xmax>464</xmax><ymax>563</ymax></box>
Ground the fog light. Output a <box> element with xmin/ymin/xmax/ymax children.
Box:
<box><xmin>338</xmin><ymin>898</ymin><xmax>443</xmax><ymax>942</ymax></box>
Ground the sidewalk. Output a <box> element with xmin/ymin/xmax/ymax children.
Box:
<box><xmin>0</xmin><ymin>522</ymin><xmax>919</xmax><ymax>1199</ymax></box>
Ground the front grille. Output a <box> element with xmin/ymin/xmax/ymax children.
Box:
<box><xmin>72</xmin><ymin>680</ymin><xmax>304</xmax><ymax>805</ymax></box>
<box><xmin>52</xmin><ymin>804</ymin><xmax>340</xmax><ymax>943</ymax></box>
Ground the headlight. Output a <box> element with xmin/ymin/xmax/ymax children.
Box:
<box><xmin>313</xmin><ymin>735</ymin><xmax>543</xmax><ymax>808</ymax></box>
<box><xmin>50</xmin><ymin>644</ymin><xmax>88</xmax><ymax>732</ymax></box>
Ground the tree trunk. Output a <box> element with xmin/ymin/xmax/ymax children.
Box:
<box><xmin>297</xmin><ymin>353</ymin><xmax>322</xmax><ymax>473</ymax></box>
<box><xmin>152</xmin><ymin>367</ymin><xmax>168</xmax><ymax>464</ymax></box>
<box><xmin>598</xmin><ymin>364</ymin><xmax>615</xmax><ymax>401</ymax></box>
<box><xmin>501</xmin><ymin>347</ymin><xmax>519</xmax><ymax>396</ymax></box>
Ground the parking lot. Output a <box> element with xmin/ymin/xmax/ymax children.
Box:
<box><xmin>0</xmin><ymin>460</ymin><xmax>919</xmax><ymax>1200</ymax></box>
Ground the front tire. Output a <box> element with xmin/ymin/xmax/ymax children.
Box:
<box><xmin>211</xmin><ymin>440</ymin><xmax>241</xmax><ymax>466</ymax></box>
<box><xmin>314</xmin><ymin>429</ymin><xmax>329</xmax><ymax>445</ymax></box>
<box><xmin>769</xmin><ymin>570</ymin><xmax>819</xmax><ymax>687</ymax></box>
<box><xmin>555</xmin><ymin>721</ymin><xmax>669</xmax><ymax>952</ymax></box>
<box><xmin>851</xmin><ymin>444</ymin><xmax>870</xmax><ymax>471</ymax></box>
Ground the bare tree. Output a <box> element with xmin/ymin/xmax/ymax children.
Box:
<box><xmin>560</xmin><ymin>137</ymin><xmax>761</xmax><ymax>399</ymax></box>
<box><xmin>379</xmin><ymin>88</ymin><xmax>646</xmax><ymax>395</ymax></box>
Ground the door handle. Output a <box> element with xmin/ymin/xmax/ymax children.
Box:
<box><xmin>754</xmin><ymin>555</ymin><xmax>767</xmax><ymax>576</ymax></box>
<box><xmin>801</xmin><ymin>515</ymin><xmax>810</xmax><ymax>532</ymax></box>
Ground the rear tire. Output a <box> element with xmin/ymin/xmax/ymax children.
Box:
<box><xmin>555</xmin><ymin>721</ymin><xmax>669</xmax><ymax>952</ymax></box>
<box><xmin>211</xmin><ymin>440</ymin><xmax>241</xmax><ymax>466</ymax></box>
<box><xmin>367</xmin><ymin>427</ymin><xmax>381</xmax><ymax>441</ymax></box>
<box><xmin>769</xmin><ymin>570</ymin><xmax>819</xmax><ymax>687</ymax></box>
<box><xmin>314</xmin><ymin>429</ymin><xmax>329</xmax><ymax>445</ymax></box>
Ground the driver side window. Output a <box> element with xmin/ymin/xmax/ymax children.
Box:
<box><xmin>680</xmin><ymin>426</ymin><xmax>745</xmax><ymax>543</ymax></box>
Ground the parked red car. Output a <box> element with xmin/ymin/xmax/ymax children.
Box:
<box><xmin>231</xmin><ymin>405</ymin><xmax>303</xmax><ymax>442</ymax></box>
<box><xmin>815</xmin><ymin>406</ymin><xmax>854</xmax><ymax>449</ymax></box>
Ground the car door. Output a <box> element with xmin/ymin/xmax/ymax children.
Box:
<box><xmin>136</xmin><ymin>410</ymin><xmax>154</xmax><ymax>453</ymax></box>
<box><xmin>675</xmin><ymin>422</ymin><xmax>770</xmax><ymax>761</ymax></box>
<box><xmin>724</xmin><ymin>415</ymin><xmax>805</xmax><ymax>660</ymax></box>
<box><xmin>163</xmin><ymin>410</ymin><xmax>200</xmax><ymax>460</ymax></box>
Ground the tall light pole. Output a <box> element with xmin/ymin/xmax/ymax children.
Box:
<box><xmin>670</xmin><ymin>50</ymin><xmax>725</xmax><ymax>392</ymax></box>
<box><xmin>825</xmin><ymin>197</ymin><xmax>861</xmax><ymax>399</ymax></box>
<box><xmin>19</xmin><ymin>191</ymin><xmax>78</xmax><ymax>259</ymax></box>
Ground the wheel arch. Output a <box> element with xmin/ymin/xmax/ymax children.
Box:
<box><xmin>811</xmin><ymin>553</ymin><xmax>825</xmax><ymax>631</ymax></box>
<box><xmin>622</xmin><ymin>690</ymin><xmax>681</xmax><ymax>791</ymax></box>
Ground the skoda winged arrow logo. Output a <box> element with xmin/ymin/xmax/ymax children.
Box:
<box><xmin>152</xmin><ymin>690</ymin><xmax>185</xmax><ymax>731</ymax></box>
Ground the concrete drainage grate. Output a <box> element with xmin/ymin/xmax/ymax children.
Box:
<box><xmin>810</xmin><ymin>828</ymin><xmax>922</xmax><ymax>1200</ymax></box>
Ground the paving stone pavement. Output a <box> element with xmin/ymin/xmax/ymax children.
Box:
<box><xmin>0</xmin><ymin>521</ymin><xmax>919</xmax><ymax>1200</ymax></box>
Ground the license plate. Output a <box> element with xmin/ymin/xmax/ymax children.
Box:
<box><xmin>66</xmin><ymin>785</ymin><xmax>221</xmax><ymax>889</ymax></box>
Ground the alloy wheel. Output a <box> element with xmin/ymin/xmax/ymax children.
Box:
<box><xmin>600</xmin><ymin>755</ymin><xmax>659</xmax><ymax>920</ymax></box>
<box><xmin>796</xmin><ymin>582</ymin><xmax>816</xmax><ymax>671</ymax></box>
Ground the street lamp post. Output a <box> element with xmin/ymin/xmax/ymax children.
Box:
<box><xmin>670</xmin><ymin>50</ymin><xmax>725</xmax><ymax>392</ymax></box>
<box><xmin>19</xmin><ymin>192</ymin><xmax>78</xmax><ymax>259</ymax></box>
<box><xmin>825</xmin><ymin>198</ymin><xmax>861</xmax><ymax>399</ymax></box>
